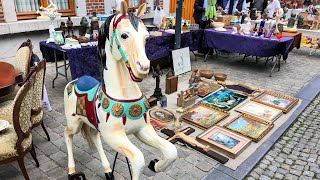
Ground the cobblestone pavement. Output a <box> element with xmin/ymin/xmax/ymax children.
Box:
<box><xmin>246</xmin><ymin>94</ymin><xmax>320</xmax><ymax>180</ymax></box>
<box><xmin>0</xmin><ymin>49</ymin><xmax>320</xmax><ymax>180</ymax></box>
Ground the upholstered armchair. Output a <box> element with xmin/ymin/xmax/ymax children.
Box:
<box><xmin>15</xmin><ymin>40</ymin><xmax>32</xmax><ymax>80</ymax></box>
<box><xmin>29</xmin><ymin>60</ymin><xmax>50</xmax><ymax>141</ymax></box>
<box><xmin>0</xmin><ymin>73</ymin><xmax>39</xmax><ymax>180</ymax></box>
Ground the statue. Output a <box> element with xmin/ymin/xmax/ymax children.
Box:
<box><xmin>79</xmin><ymin>17</ymin><xmax>89</xmax><ymax>36</ymax></box>
<box><xmin>36</xmin><ymin>0</ymin><xmax>60</xmax><ymax>20</ymax></box>
<box><xmin>297</xmin><ymin>15</ymin><xmax>304</xmax><ymax>29</ymax></box>
<box><xmin>60</xmin><ymin>22</ymin><xmax>67</xmax><ymax>37</ymax></box>
<box><xmin>64</xmin><ymin>2</ymin><xmax>177</xmax><ymax>180</ymax></box>
<box><xmin>66</xmin><ymin>17</ymin><xmax>75</xmax><ymax>38</ymax></box>
<box><xmin>274</xmin><ymin>8</ymin><xmax>284</xmax><ymax>34</ymax></box>
<box><xmin>287</xmin><ymin>13</ymin><xmax>296</xmax><ymax>28</ymax></box>
<box><xmin>151</xmin><ymin>65</ymin><xmax>163</xmax><ymax>100</ymax></box>
<box><xmin>91</xmin><ymin>12</ymin><xmax>100</xmax><ymax>34</ymax></box>
<box><xmin>281</xmin><ymin>3</ymin><xmax>288</xmax><ymax>20</ymax></box>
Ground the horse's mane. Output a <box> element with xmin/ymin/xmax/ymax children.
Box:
<box><xmin>98</xmin><ymin>12</ymin><xmax>140</xmax><ymax>73</ymax></box>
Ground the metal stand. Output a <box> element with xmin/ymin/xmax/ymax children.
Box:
<box><xmin>266</xmin><ymin>55</ymin><xmax>282</xmax><ymax>77</ymax></box>
<box><xmin>111</xmin><ymin>152</ymin><xmax>132</xmax><ymax>180</ymax></box>
<box><xmin>52</xmin><ymin>49</ymin><xmax>69</xmax><ymax>88</ymax></box>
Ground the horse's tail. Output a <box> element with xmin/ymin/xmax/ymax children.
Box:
<box><xmin>81</xmin><ymin>123</ymin><xmax>95</xmax><ymax>149</ymax></box>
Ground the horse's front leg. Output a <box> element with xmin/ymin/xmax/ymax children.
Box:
<box><xmin>100</xmin><ymin>122</ymin><xmax>145</xmax><ymax>180</ymax></box>
<box><xmin>135</xmin><ymin>123</ymin><xmax>177</xmax><ymax>172</ymax></box>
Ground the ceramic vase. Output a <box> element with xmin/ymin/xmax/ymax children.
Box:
<box><xmin>54</xmin><ymin>31</ymin><xmax>64</xmax><ymax>45</ymax></box>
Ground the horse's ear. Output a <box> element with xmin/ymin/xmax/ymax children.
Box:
<box><xmin>137</xmin><ymin>3</ymin><xmax>146</xmax><ymax>18</ymax></box>
<box><xmin>120</xmin><ymin>1</ymin><xmax>128</xmax><ymax>15</ymax></box>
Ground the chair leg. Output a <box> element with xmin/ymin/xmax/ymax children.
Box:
<box><xmin>17</xmin><ymin>156</ymin><xmax>30</xmax><ymax>180</ymax></box>
<box><xmin>30</xmin><ymin>143</ymin><xmax>40</xmax><ymax>167</ymax></box>
<box><xmin>41</xmin><ymin>121</ymin><xmax>50</xmax><ymax>141</ymax></box>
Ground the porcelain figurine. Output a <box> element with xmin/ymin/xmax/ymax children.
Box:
<box><xmin>63</xmin><ymin>2</ymin><xmax>177</xmax><ymax>180</ymax></box>
<box><xmin>274</xmin><ymin>8</ymin><xmax>284</xmax><ymax>34</ymax></box>
<box><xmin>80</xmin><ymin>17</ymin><xmax>89</xmax><ymax>36</ymax></box>
<box><xmin>297</xmin><ymin>15</ymin><xmax>304</xmax><ymax>29</ymax></box>
<box><xmin>232</xmin><ymin>26</ymin><xmax>238</xmax><ymax>34</ymax></box>
<box><xmin>287</xmin><ymin>13</ymin><xmax>296</xmax><ymax>28</ymax></box>
<box><xmin>239</xmin><ymin>27</ymin><xmax>244</xmax><ymax>36</ymax></box>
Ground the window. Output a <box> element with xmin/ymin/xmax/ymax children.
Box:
<box><xmin>125</xmin><ymin>0</ymin><xmax>146</xmax><ymax>9</ymax></box>
<box><xmin>15</xmin><ymin>0</ymin><xmax>75</xmax><ymax>20</ymax></box>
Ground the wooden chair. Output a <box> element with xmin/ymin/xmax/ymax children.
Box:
<box><xmin>15</xmin><ymin>40</ymin><xmax>32</xmax><ymax>80</ymax></box>
<box><xmin>29</xmin><ymin>60</ymin><xmax>50</xmax><ymax>141</ymax></box>
<box><xmin>0</xmin><ymin>73</ymin><xmax>39</xmax><ymax>180</ymax></box>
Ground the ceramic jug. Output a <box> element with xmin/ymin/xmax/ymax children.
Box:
<box><xmin>54</xmin><ymin>31</ymin><xmax>64</xmax><ymax>45</ymax></box>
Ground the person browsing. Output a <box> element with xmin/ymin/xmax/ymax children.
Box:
<box><xmin>224</xmin><ymin>0</ymin><xmax>247</xmax><ymax>16</ymax></box>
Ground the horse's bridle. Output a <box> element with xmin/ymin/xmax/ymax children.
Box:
<box><xmin>109</xmin><ymin>15</ymin><xmax>129</xmax><ymax>63</ymax></box>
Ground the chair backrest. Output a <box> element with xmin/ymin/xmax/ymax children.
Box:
<box><xmin>15</xmin><ymin>41</ymin><xmax>32</xmax><ymax>79</ymax></box>
<box><xmin>12</xmin><ymin>72</ymin><xmax>35</xmax><ymax>153</ymax></box>
<box><xmin>29</xmin><ymin>60</ymin><xmax>46</xmax><ymax>112</ymax></box>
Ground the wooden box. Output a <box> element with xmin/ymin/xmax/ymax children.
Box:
<box><xmin>165</xmin><ymin>75</ymin><xmax>178</xmax><ymax>94</ymax></box>
<box><xmin>216</xmin><ymin>16</ymin><xmax>231</xmax><ymax>26</ymax></box>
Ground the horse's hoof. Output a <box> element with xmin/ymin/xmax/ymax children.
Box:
<box><xmin>105</xmin><ymin>172</ymin><xmax>114</xmax><ymax>180</ymax></box>
<box><xmin>68</xmin><ymin>172</ymin><xmax>86</xmax><ymax>180</ymax></box>
<box><xmin>148</xmin><ymin>159</ymin><xmax>159</xmax><ymax>172</ymax></box>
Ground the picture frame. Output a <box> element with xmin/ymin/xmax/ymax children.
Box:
<box><xmin>197</xmin><ymin>82</ymin><xmax>221</xmax><ymax>98</ymax></box>
<box><xmin>224</xmin><ymin>114</ymin><xmax>274</xmax><ymax>142</ymax></box>
<box><xmin>201</xmin><ymin>89</ymin><xmax>247</xmax><ymax>111</ymax></box>
<box><xmin>150</xmin><ymin>119</ymin><xmax>166</xmax><ymax>130</ymax></box>
<box><xmin>172</xmin><ymin>47</ymin><xmax>191</xmax><ymax>76</ymax></box>
<box><xmin>149</xmin><ymin>108</ymin><xmax>176</xmax><ymax>123</ymax></box>
<box><xmin>196</xmin><ymin>126</ymin><xmax>251</xmax><ymax>158</ymax></box>
<box><xmin>181</xmin><ymin>103</ymin><xmax>229</xmax><ymax>130</ymax></box>
<box><xmin>236</xmin><ymin>101</ymin><xmax>283</xmax><ymax>122</ymax></box>
<box><xmin>251</xmin><ymin>91</ymin><xmax>299</xmax><ymax>113</ymax></box>
<box><xmin>217</xmin><ymin>81</ymin><xmax>262</xmax><ymax>97</ymax></box>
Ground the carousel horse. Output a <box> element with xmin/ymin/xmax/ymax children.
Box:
<box><xmin>63</xmin><ymin>2</ymin><xmax>177</xmax><ymax>180</ymax></box>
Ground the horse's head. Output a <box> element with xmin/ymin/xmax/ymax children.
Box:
<box><xmin>98</xmin><ymin>1</ymin><xmax>150</xmax><ymax>82</ymax></box>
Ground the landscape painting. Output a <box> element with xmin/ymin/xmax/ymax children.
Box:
<box><xmin>208</xmin><ymin>132</ymin><xmax>240</xmax><ymax>149</ymax></box>
<box><xmin>201</xmin><ymin>89</ymin><xmax>247</xmax><ymax>111</ymax></box>
<box><xmin>224</xmin><ymin>114</ymin><xmax>273</xmax><ymax>142</ymax></box>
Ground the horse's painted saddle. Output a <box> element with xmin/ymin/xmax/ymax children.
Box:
<box><xmin>66</xmin><ymin>76</ymin><xmax>150</xmax><ymax>129</ymax></box>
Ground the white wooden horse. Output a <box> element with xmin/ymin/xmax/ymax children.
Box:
<box><xmin>63</xmin><ymin>2</ymin><xmax>177</xmax><ymax>180</ymax></box>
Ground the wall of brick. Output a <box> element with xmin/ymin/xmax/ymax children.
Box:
<box><xmin>86</xmin><ymin>0</ymin><xmax>105</xmax><ymax>15</ymax></box>
<box><xmin>0</xmin><ymin>1</ymin><xmax>4</xmax><ymax>23</ymax></box>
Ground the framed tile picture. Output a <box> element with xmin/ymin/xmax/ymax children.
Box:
<box><xmin>201</xmin><ymin>89</ymin><xmax>247</xmax><ymax>111</ymax></box>
<box><xmin>236</xmin><ymin>101</ymin><xmax>282</xmax><ymax>122</ymax></box>
<box><xmin>224</xmin><ymin>114</ymin><xmax>273</xmax><ymax>142</ymax></box>
<box><xmin>149</xmin><ymin>108</ymin><xmax>176</xmax><ymax>123</ymax></box>
<box><xmin>251</xmin><ymin>91</ymin><xmax>299</xmax><ymax>113</ymax></box>
<box><xmin>181</xmin><ymin>103</ymin><xmax>229</xmax><ymax>130</ymax></box>
<box><xmin>196</xmin><ymin>126</ymin><xmax>251</xmax><ymax>158</ymax></box>
<box><xmin>197</xmin><ymin>82</ymin><xmax>221</xmax><ymax>98</ymax></box>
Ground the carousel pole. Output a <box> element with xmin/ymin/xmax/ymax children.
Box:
<box><xmin>156</xmin><ymin>0</ymin><xmax>160</xmax><ymax>9</ymax></box>
<box><xmin>174</xmin><ymin>0</ymin><xmax>183</xmax><ymax>49</ymax></box>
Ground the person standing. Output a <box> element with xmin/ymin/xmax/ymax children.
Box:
<box><xmin>193</xmin><ymin>0</ymin><xmax>209</xmax><ymax>29</ymax></box>
<box><xmin>223</xmin><ymin>0</ymin><xmax>247</xmax><ymax>15</ymax></box>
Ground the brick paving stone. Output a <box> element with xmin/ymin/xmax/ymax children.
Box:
<box><xmin>166</xmin><ymin>166</ymin><xmax>186</xmax><ymax>179</ymax></box>
<box><xmin>274</xmin><ymin>173</ymin><xmax>284</xmax><ymax>179</ymax></box>
<box><xmin>153</xmin><ymin>172</ymin><xmax>175</xmax><ymax>180</ymax></box>
<box><xmin>195</xmin><ymin>161</ymin><xmax>213</xmax><ymax>172</ymax></box>
<box><xmin>39</xmin><ymin>160</ymin><xmax>58</xmax><ymax>172</ymax></box>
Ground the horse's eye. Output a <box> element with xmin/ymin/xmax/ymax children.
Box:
<box><xmin>121</xmin><ymin>33</ymin><xmax>129</xmax><ymax>40</ymax></box>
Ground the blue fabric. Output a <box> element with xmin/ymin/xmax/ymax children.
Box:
<box><xmin>76</xmin><ymin>75</ymin><xmax>100</xmax><ymax>91</ymax></box>
<box><xmin>203</xmin><ymin>29</ymin><xmax>294</xmax><ymax>60</ymax></box>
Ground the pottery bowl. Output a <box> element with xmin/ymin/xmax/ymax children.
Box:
<box><xmin>212</xmin><ymin>22</ymin><xmax>225</xmax><ymax>28</ymax></box>
<box><xmin>199</xmin><ymin>69</ymin><xmax>214</xmax><ymax>79</ymax></box>
<box><xmin>214</xmin><ymin>73</ymin><xmax>227</xmax><ymax>82</ymax></box>
<box><xmin>78</xmin><ymin>36</ymin><xmax>89</xmax><ymax>43</ymax></box>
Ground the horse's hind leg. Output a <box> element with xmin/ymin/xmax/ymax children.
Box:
<box><xmin>88</xmin><ymin>128</ymin><xmax>113</xmax><ymax>179</ymax></box>
<box><xmin>64</xmin><ymin>115</ymin><xmax>83</xmax><ymax>174</ymax></box>
<box><xmin>135</xmin><ymin>123</ymin><xmax>177</xmax><ymax>172</ymax></box>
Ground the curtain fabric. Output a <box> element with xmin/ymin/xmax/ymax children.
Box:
<box><xmin>56</xmin><ymin>0</ymin><xmax>70</xmax><ymax>10</ymax></box>
<box><xmin>16</xmin><ymin>0</ymin><xmax>40</xmax><ymax>12</ymax></box>
<box><xmin>129</xmin><ymin>0</ymin><xmax>141</xmax><ymax>7</ymax></box>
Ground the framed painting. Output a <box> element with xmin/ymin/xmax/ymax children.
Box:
<box><xmin>218</xmin><ymin>81</ymin><xmax>262</xmax><ymax>97</ymax></box>
<box><xmin>181</xmin><ymin>103</ymin><xmax>229</xmax><ymax>130</ymax></box>
<box><xmin>149</xmin><ymin>108</ymin><xmax>176</xmax><ymax>123</ymax></box>
<box><xmin>172</xmin><ymin>47</ymin><xmax>191</xmax><ymax>75</ymax></box>
<box><xmin>150</xmin><ymin>119</ymin><xmax>166</xmax><ymax>130</ymax></box>
<box><xmin>201</xmin><ymin>89</ymin><xmax>247</xmax><ymax>111</ymax></box>
<box><xmin>196</xmin><ymin>126</ymin><xmax>251</xmax><ymax>158</ymax></box>
<box><xmin>197</xmin><ymin>82</ymin><xmax>221</xmax><ymax>98</ymax></box>
<box><xmin>224</xmin><ymin>114</ymin><xmax>273</xmax><ymax>142</ymax></box>
<box><xmin>236</xmin><ymin>101</ymin><xmax>282</xmax><ymax>122</ymax></box>
<box><xmin>251</xmin><ymin>91</ymin><xmax>299</xmax><ymax>113</ymax></box>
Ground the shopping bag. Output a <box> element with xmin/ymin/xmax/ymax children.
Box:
<box><xmin>153</xmin><ymin>8</ymin><xmax>166</xmax><ymax>28</ymax></box>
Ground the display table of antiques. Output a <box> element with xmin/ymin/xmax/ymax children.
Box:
<box><xmin>147</xmin><ymin>69</ymin><xmax>301</xmax><ymax>170</ymax></box>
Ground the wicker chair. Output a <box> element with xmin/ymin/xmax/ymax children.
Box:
<box><xmin>0</xmin><ymin>73</ymin><xmax>39</xmax><ymax>180</ymax></box>
<box><xmin>29</xmin><ymin>60</ymin><xmax>50</xmax><ymax>141</ymax></box>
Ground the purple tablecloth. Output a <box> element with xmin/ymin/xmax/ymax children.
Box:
<box><xmin>40</xmin><ymin>41</ymin><xmax>102</xmax><ymax>81</ymax></box>
<box><xmin>204</xmin><ymin>29</ymin><xmax>294</xmax><ymax>60</ymax></box>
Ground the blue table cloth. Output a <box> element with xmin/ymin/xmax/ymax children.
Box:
<box><xmin>203</xmin><ymin>29</ymin><xmax>294</xmax><ymax>60</ymax></box>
